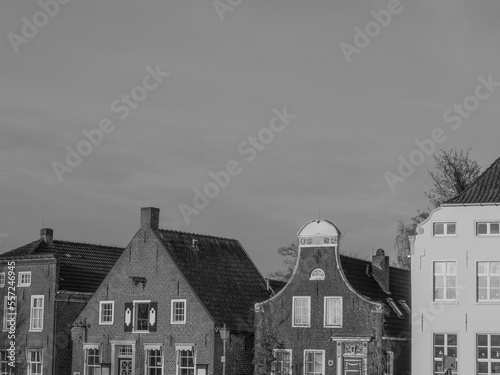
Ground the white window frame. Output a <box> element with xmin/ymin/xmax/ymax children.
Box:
<box><xmin>175</xmin><ymin>344</ymin><xmax>196</xmax><ymax>375</ymax></box>
<box><xmin>477</xmin><ymin>262</ymin><xmax>500</xmax><ymax>302</ymax></box>
<box><xmin>272</xmin><ymin>349</ymin><xmax>292</xmax><ymax>375</ymax></box>
<box><xmin>144</xmin><ymin>344</ymin><xmax>163</xmax><ymax>375</ymax></box>
<box><xmin>476</xmin><ymin>222</ymin><xmax>500</xmax><ymax>236</ymax></box>
<box><xmin>2</xmin><ymin>296</ymin><xmax>16</xmax><ymax>332</ymax></box>
<box><xmin>433</xmin><ymin>333</ymin><xmax>458</xmax><ymax>375</ymax></box>
<box><xmin>477</xmin><ymin>333</ymin><xmax>500</xmax><ymax>375</ymax></box>
<box><xmin>433</xmin><ymin>261</ymin><xmax>457</xmax><ymax>302</ymax></box>
<box><xmin>83</xmin><ymin>344</ymin><xmax>100</xmax><ymax>375</ymax></box>
<box><xmin>29</xmin><ymin>295</ymin><xmax>44</xmax><ymax>332</ymax></box>
<box><xmin>171</xmin><ymin>299</ymin><xmax>186</xmax><ymax>324</ymax></box>
<box><xmin>26</xmin><ymin>349</ymin><xmax>43</xmax><ymax>375</ymax></box>
<box><xmin>310</xmin><ymin>269</ymin><xmax>325</xmax><ymax>281</ymax></box>
<box><xmin>433</xmin><ymin>222</ymin><xmax>457</xmax><ymax>237</ymax></box>
<box><xmin>133</xmin><ymin>300</ymin><xmax>151</xmax><ymax>333</ymax></box>
<box><xmin>0</xmin><ymin>273</ymin><xmax>5</xmax><ymax>288</ymax></box>
<box><xmin>303</xmin><ymin>350</ymin><xmax>324</xmax><ymax>375</ymax></box>
<box><xmin>18</xmin><ymin>271</ymin><xmax>31</xmax><ymax>287</ymax></box>
<box><xmin>292</xmin><ymin>297</ymin><xmax>311</xmax><ymax>328</ymax></box>
<box><xmin>99</xmin><ymin>301</ymin><xmax>114</xmax><ymax>325</ymax></box>
<box><xmin>324</xmin><ymin>297</ymin><xmax>342</xmax><ymax>328</ymax></box>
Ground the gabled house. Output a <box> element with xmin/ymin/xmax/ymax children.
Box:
<box><xmin>71</xmin><ymin>207</ymin><xmax>272</xmax><ymax>375</ymax></box>
<box><xmin>254</xmin><ymin>219</ymin><xmax>411</xmax><ymax>375</ymax></box>
<box><xmin>0</xmin><ymin>228</ymin><xmax>124</xmax><ymax>375</ymax></box>
<box><xmin>411</xmin><ymin>156</ymin><xmax>500</xmax><ymax>375</ymax></box>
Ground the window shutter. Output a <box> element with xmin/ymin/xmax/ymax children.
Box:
<box><xmin>149</xmin><ymin>302</ymin><xmax>157</xmax><ymax>332</ymax></box>
<box><xmin>124</xmin><ymin>302</ymin><xmax>133</xmax><ymax>332</ymax></box>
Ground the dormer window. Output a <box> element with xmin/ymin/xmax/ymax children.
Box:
<box><xmin>310</xmin><ymin>268</ymin><xmax>325</xmax><ymax>281</ymax></box>
<box><xmin>433</xmin><ymin>222</ymin><xmax>456</xmax><ymax>236</ymax></box>
<box><xmin>476</xmin><ymin>222</ymin><xmax>500</xmax><ymax>236</ymax></box>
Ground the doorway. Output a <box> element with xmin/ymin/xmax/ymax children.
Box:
<box><xmin>344</xmin><ymin>358</ymin><xmax>362</xmax><ymax>375</ymax></box>
<box><xmin>118</xmin><ymin>358</ymin><xmax>133</xmax><ymax>375</ymax></box>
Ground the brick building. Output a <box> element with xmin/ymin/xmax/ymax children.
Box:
<box><xmin>254</xmin><ymin>219</ymin><xmax>411</xmax><ymax>375</ymax></box>
<box><xmin>0</xmin><ymin>228</ymin><xmax>124</xmax><ymax>375</ymax></box>
<box><xmin>71</xmin><ymin>207</ymin><xmax>272</xmax><ymax>375</ymax></box>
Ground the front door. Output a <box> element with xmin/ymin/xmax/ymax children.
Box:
<box><xmin>119</xmin><ymin>359</ymin><xmax>133</xmax><ymax>375</ymax></box>
<box><xmin>344</xmin><ymin>358</ymin><xmax>362</xmax><ymax>375</ymax></box>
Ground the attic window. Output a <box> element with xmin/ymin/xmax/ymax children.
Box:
<box><xmin>192</xmin><ymin>239</ymin><xmax>199</xmax><ymax>251</ymax></box>
<box><xmin>129</xmin><ymin>276</ymin><xmax>147</xmax><ymax>288</ymax></box>
<box><xmin>386</xmin><ymin>298</ymin><xmax>404</xmax><ymax>318</ymax></box>
<box><xmin>310</xmin><ymin>268</ymin><xmax>325</xmax><ymax>280</ymax></box>
<box><xmin>398</xmin><ymin>300</ymin><xmax>411</xmax><ymax>315</ymax></box>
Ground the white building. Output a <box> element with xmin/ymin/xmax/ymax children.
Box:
<box><xmin>411</xmin><ymin>157</ymin><xmax>500</xmax><ymax>375</ymax></box>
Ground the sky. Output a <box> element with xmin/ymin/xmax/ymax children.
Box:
<box><xmin>0</xmin><ymin>0</ymin><xmax>499</xmax><ymax>276</ymax></box>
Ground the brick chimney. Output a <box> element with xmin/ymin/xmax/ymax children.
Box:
<box><xmin>372</xmin><ymin>248</ymin><xmax>390</xmax><ymax>294</ymax></box>
<box><xmin>141</xmin><ymin>207</ymin><xmax>160</xmax><ymax>230</ymax></box>
<box><xmin>40</xmin><ymin>228</ymin><xmax>53</xmax><ymax>243</ymax></box>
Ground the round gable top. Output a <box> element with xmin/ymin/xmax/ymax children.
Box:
<box><xmin>297</xmin><ymin>219</ymin><xmax>341</xmax><ymax>238</ymax></box>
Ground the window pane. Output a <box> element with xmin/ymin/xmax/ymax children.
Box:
<box><xmin>478</xmin><ymin>262</ymin><xmax>488</xmax><ymax>274</ymax></box>
<box><xmin>447</xmin><ymin>223</ymin><xmax>456</xmax><ymax>234</ymax></box>
<box><xmin>435</xmin><ymin>262</ymin><xmax>445</xmax><ymax>274</ymax></box>
<box><xmin>434</xmin><ymin>223</ymin><xmax>444</xmax><ymax>235</ymax></box>
<box><xmin>446</xmin><ymin>288</ymin><xmax>457</xmax><ymax>300</ymax></box>
<box><xmin>492</xmin><ymin>335</ymin><xmax>500</xmax><ymax>346</ymax></box>
<box><xmin>491</xmin><ymin>223</ymin><xmax>500</xmax><ymax>234</ymax></box>
<box><xmin>447</xmin><ymin>262</ymin><xmax>456</xmax><ymax>274</ymax></box>
<box><xmin>492</xmin><ymin>262</ymin><xmax>500</xmax><ymax>274</ymax></box>
<box><xmin>478</xmin><ymin>223</ymin><xmax>488</xmax><ymax>234</ymax></box>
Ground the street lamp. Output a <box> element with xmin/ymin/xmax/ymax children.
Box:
<box><xmin>219</xmin><ymin>324</ymin><xmax>230</xmax><ymax>375</ymax></box>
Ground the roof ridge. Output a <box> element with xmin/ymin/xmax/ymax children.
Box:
<box><xmin>339</xmin><ymin>253</ymin><xmax>409</xmax><ymax>272</ymax></box>
<box><xmin>157</xmin><ymin>228</ymin><xmax>236</xmax><ymax>241</ymax></box>
<box><xmin>50</xmin><ymin>239</ymin><xmax>124</xmax><ymax>250</ymax></box>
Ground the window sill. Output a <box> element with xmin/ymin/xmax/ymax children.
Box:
<box><xmin>132</xmin><ymin>330</ymin><xmax>150</xmax><ymax>334</ymax></box>
<box><xmin>292</xmin><ymin>325</ymin><xmax>310</xmax><ymax>328</ymax></box>
<box><xmin>170</xmin><ymin>321</ymin><xmax>186</xmax><ymax>325</ymax></box>
<box><xmin>29</xmin><ymin>329</ymin><xmax>43</xmax><ymax>333</ymax></box>
<box><xmin>99</xmin><ymin>322</ymin><xmax>114</xmax><ymax>325</ymax></box>
<box><xmin>432</xmin><ymin>301</ymin><xmax>459</xmax><ymax>305</ymax></box>
<box><xmin>17</xmin><ymin>284</ymin><xmax>30</xmax><ymax>288</ymax></box>
<box><xmin>324</xmin><ymin>325</ymin><xmax>342</xmax><ymax>328</ymax></box>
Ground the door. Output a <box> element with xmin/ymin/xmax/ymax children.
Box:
<box><xmin>344</xmin><ymin>358</ymin><xmax>362</xmax><ymax>375</ymax></box>
<box><xmin>118</xmin><ymin>359</ymin><xmax>133</xmax><ymax>375</ymax></box>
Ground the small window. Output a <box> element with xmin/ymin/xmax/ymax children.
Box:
<box><xmin>0</xmin><ymin>350</ymin><xmax>14</xmax><ymax>374</ymax></box>
<box><xmin>135</xmin><ymin>302</ymin><xmax>150</xmax><ymax>331</ymax></box>
<box><xmin>292</xmin><ymin>297</ymin><xmax>310</xmax><ymax>327</ymax></box>
<box><xmin>434</xmin><ymin>261</ymin><xmax>457</xmax><ymax>301</ymax></box>
<box><xmin>433</xmin><ymin>222</ymin><xmax>456</xmax><ymax>236</ymax></box>
<box><xmin>27</xmin><ymin>349</ymin><xmax>42</xmax><ymax>375</ymax></box>
<box><xmin>30</xmin><ymin>296</ymin><xmax>44</xmax><ymax>332</ymax></box>
<box><xmin>398</xmin><ymin>300</ymin><xmax>411</xmax><ymax>315</ymax></box>
<box><xmin>387</xmin><ymin>298</ymin><xmax>404</xmax><ymax>318</ymax></box>
<box><xmin>324</xmin><ymin>297</ymin><xmax>342</xmax><ymax>327</ymax></box>
<box><xmin>99</xmin><ymin>301</ymin><xmax>114</xmax><ymax>325</ymax></box>
<box><xmin>0</xmin><ymin>273</ymin><xmax>5</xmax><ymax>288</ymax></box>
<box><xmin>477</xmin><ymin>222</ymin><xmax>500</xmax><ymax>236</ymax></box>
<box><xmin>171</xmin><ymin>299</ymin><xmax>186</xmax><ymax>324</ymax></box>
<box><xmin>310</xmin><ymin>269</ymin><xmax>325</xmax><ymax>281</ymax></box>
<box><xmin>304</xmin><ymin>350</ymin><xmax>324</xmax><ymax>375</ymax></box>
<box><xmin>272</xmin><ymin>349</ymin><xmax>292</xmax><ymax>375</ymax></box>
<box><xmin>145</xmin><ymin>347</ymin><xmax>163</xmax><ymax>374</ymax></box>
<box><xmin>18</xmin><ymin>272</ymin><xmax>31</xmax><ymax>287</ymax></box>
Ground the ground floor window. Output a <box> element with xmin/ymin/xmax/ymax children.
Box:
<box><xmin>146</xmin><ymin>347</ymin><xmax>163</xmax><ymax>375</ymax></box>
<box><xmin>26</xmin><ymin>350</ymin><xmax>42</xmax><ymax>375</ymax></box>
<box><xmin>304</xmin><ymin>350</ymin><xmax>324</xmax><ymax>375</ymax></box>
<box><xmin>85</xmin><ymin>346</ymin><xmax>101</xmax><ymax>375</ymax></box>
<box><xmin>477</xmin><ymin>334</ymin><xmax>500</xmax><ymax>374</ymax></box>
<box><xmin>0</xmin><ymin>350</ymin><xmax>13</xmax><ymax>375</ymax></box>
<box><xmin>272</xmin><ymin>349</ymin><xmax>292</xmax><ymax>375</ymax></box>
<box><xmin>177</xmin><ymin>346</ymin><xmax>195</xmax><ymax>375</ymax></box>
<box><xmin>433</xmin><ymin>333</ymin><xmax>457</xmax><ymax>375</ymax></box>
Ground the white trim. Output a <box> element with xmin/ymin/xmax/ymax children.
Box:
<box><xmin>175</xmin><ymin>343</ymin><xmax>194</xmax><ymax>351</ymax></box>
<box><xmin>475</xmin><ymin>220</ymin><xmax>500</xmax><ymax>236</ymax></box>
<box><xmin>303</xmin><ymin>349</ymin><xmax>325</xmax><ymax>375</ymax></box>
<box><xmin>99</xmin><ymin>301</ymin><xmax>115</xmax><ymax>325</ymax></box>
<box><xmin>26</xmin><ymin>348</ymin><xmax>43</xmax><ymax>375</ymax></box>
<box><xmin>132</xmin><ymin>300</ymin><xmax>151</xmax><ymax>333</ymax></box>
<box><xmin>433</xmin><ymin>260</ymin><xmax>458</xmax><ymax>302</ymax></box>
<box><xmin>292</xmin><ymin>296</ymin><xmax>311</xmax><ymax>328</ymax></box>
<box><xmin>324</xmin><ymin>296</ymin><xmax>342</xmax><ymax>328</ymax></box>
<box><xmin>144</xmin><ymin>344</ymin><xmax>163</xmax><ymax>375</ymax></box>
<box><xmin>176</xmin><ymin>344</ymin><xmax>196</xmax><ymax>375</ymax></box>
<box><xmin>310</xmin><ymin>268</ymin><xmax>325</xmax><ymax>281</ymax></box>
<box><xmin>0</xmin><ymin>273</ymin><xmax>5</xmax><ymax>288</ymax></box>
<box><xmin>18</xmin><ymin>271</ymin><xmax>31</xmax><ymax>287</ymax></box>
<box><xmin>171</xmin><ymin>299</ymin><xmax>187</xmax><ymax>324</ymax></box>
<box><xmin>110</xmin><ymin>340</ymin><xmax>136</xmax><ymax>375</ymax></box>
<box><xmin>29</xmin><ymin>295</ymin><xmax>44</xmax><ymax>332</ymax></box>
<box><xmin>432</xmin><ymin>222</ymin><xmax>457</xmax><ymax>237</ymax></box>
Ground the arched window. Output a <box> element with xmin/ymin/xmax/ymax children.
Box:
<box><xmin>310</xmin><ymin>268</ymin><xmax>325</xmax><ymax>280</ymax></box>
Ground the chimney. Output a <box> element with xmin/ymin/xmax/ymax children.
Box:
<box><xmin>372</xmin><ymin>248</ymin><xmax>390</xmax><ymax>294</ymax></box>
<box><xmin>141</xmin><ymin>207</ymin><xmax>160</xmax><ymax>230</ymax></box>
<box><xmin>40</xmin><ymin>228</ymin><xmax>53</xmax><ymax>243</ymax></box>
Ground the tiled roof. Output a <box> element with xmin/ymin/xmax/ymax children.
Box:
<box><xmin>156</xmin><ymin>229</ymin><xmax>271</xmax><ymax>332</ymax></box>
<box><xmin>0</xmin><ymin>239</ymin><xmax>124</xmax><ymax>293</ymax></box>
<box><xmin>340</xmin><ymin>255</ymin><xmax>411</xmax><ymax>337</ymax></box>
<box><xmin>445</xmin><ymin>157</ymin><xmax>500</xmax><ymax>205</ymax></box>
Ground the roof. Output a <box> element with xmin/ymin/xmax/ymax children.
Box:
<box><xmin>339</xmin><ymin>255</ymin><xmax>411</xmax><ymax>337</ymax></box>
<box><xmin>0</xmin><ymin>238</ymin><xmax>124</xmax><ymax>293</ymax></box>
<box><xmin>445</xmin><ymin>156</ymin><xmax>500</xmax><ymax>205</ymax></box>
<box><xmin>156</xmin><ymin>229</ymin><xmax>271</xmax><ymax>332</ymax></box>
<box><xmin>268</xmin><ymin>279</ymin><xmax>287</xmax><ymax>294</ymax></box>
<box><xmin>297</xmin><ymin>219</ymin><xmax>341</xmax><ymax>237</ymax></box>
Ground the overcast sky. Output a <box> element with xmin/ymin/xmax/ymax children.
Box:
<box><xmin>1</xmin><ymin>0</ymin><xmax>499</xmax><ymax>276</ymax></box>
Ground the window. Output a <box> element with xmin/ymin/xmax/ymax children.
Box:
<box><xmin>387</xmin><ymin>298</ymin><xmax>404</xmax><ymax>318</ymax></box>
<box><xmin>478</xmin><ymin>262</ymin><xmax>500</xmax><ymax>301</ymax></box>
<box><xmin>84</xmin><ymin>347</ymin><xmax>100</xmax><ymax>375</ymax></box>
<box><xmin>2</xmin><ymin>296</ymin><xmax>16</xmax><ymax>332</ymax></box>
<box><xmin>145</xmin><ymin>346</ymin><xmax>163</xmax><ymax>375</ymax></box>
<box><xmin>176</xmin><ymin>347</ymin><xmax>195</xmax><ymax>375</ymax></box>
<box><xmin>292</xmin><ymin>297</ymin><xmax>310</xmax><ymax>327</ymax></box>
<box><xmin>124</xmin><ymin>301</ymin><xmax>157</xmax><ymax>332</ymax></box>
<box><xmin>477</xmin><ymin>222</ymin><xmax>500</xmax><ymax>236</ymax></box>
<box><xmin>0</xmin><ymin>274</ymin><xmax>4</xmax><ymax>288</ymax></box>
<box><xmin>433</xmin><ymin>222</ymin><xmax>456</xmax><ymax>236</ymax></box>
<box><xmin>310</xmin><ymin>269</ymin><xmax>325</xmax><ymax>281</ymax></box>
<box><xmin>171</xmin><ymin>300</ymin><xmax>186</xmax><ymax>324</ymax></box>
<box><xmin>399</xmin><ymin>300</ymin><xmax>411</xmax><ymax>315</ymax></box>
<box><xmin>324</xmin><ymin>297</ymin><xmax>342</xmax><ymax>327</ymax></box>
<box><xmin>477</xmin><ymin>334</ymin><xmax>500</xmax><ymax>374</ymax></box>
<box><xmin>304</xmin><ymin>350</ymin><xmax>324</xmax><ymax>375</ymax></box>
<box><xmin>136</xmin><ymin>302</ymin><xmax>150</xmax><ymax>331</ymax></box>
<box><xmin>99</xmin><ymin>301</ymin><xmax>114</xmax><ymax>325</ymax></box>
<box><xmin>18</xmin><ymin>271</ymin><xmax>31</xmax><ymax>287</ymax></box>
<box><xmin>433</xmin><ymin>333</ymin><xmax>457</xmax><ymax>375</ymax></box>
<box><xmin>30</xmin><ymin>296</ymin><xmax>44</xmax><ymax>332</ymax></box>
<box><xmin>119</xmin><ymin>345</ymin><xmax>132</xmax><ymax>357</ymax></box>
<box><xmin>272</xmin><ymin>349</ymin><xmax>291</xmax><ymax>375</ymax></box>
<box><xmin>434</xmin><ymin>261</ymin><xmax>457</xmax><ymax>301</ymax></box>
<box><xmin>0</xmin><ymin>350</ymin><xmax>14</xmax><ymax>375</ymax></box>
<box><xmin>27</xmin><ymin>350</ymin><xmax>42</xmax><ymax>375</ymax></box>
